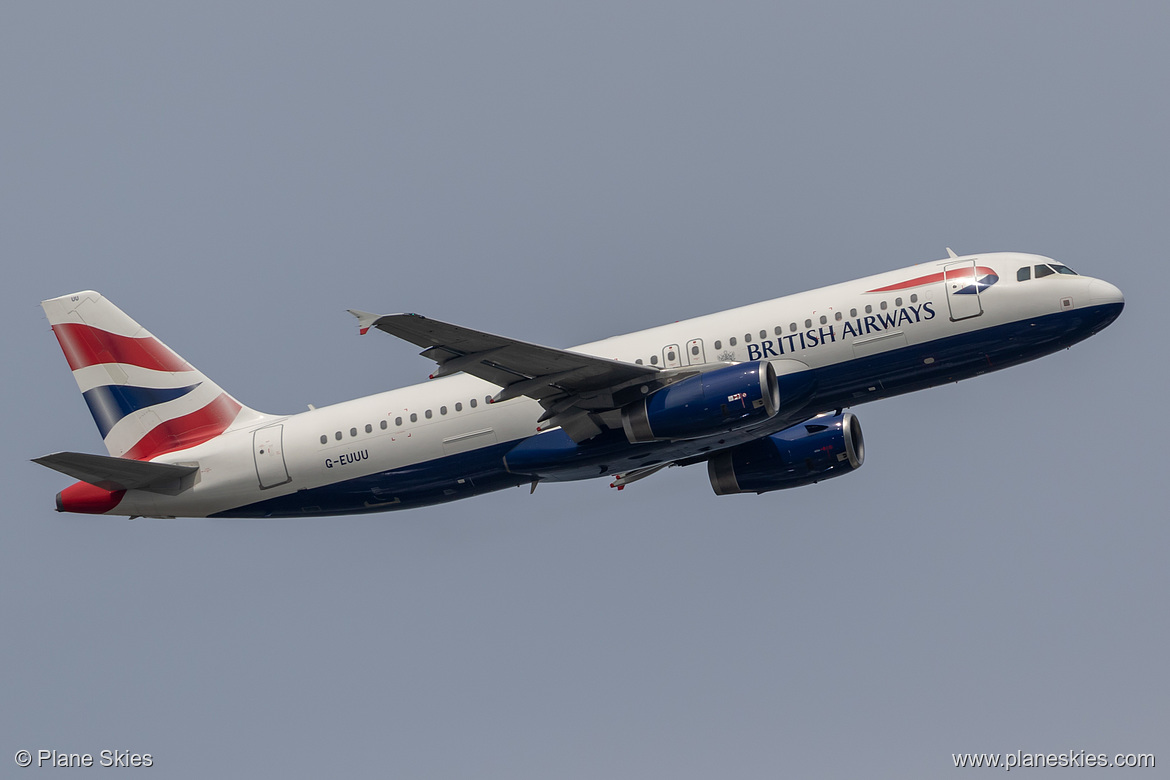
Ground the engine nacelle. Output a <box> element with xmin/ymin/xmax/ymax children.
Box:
<box><xmin>707</xmin><ymin>412</ymin><xmax>864</xmax><ymax>495</ymax></box>
<box><xmin>621</xmin><ymin>362</ymin><xmax>781</xmax><ymax>443</ymax></box>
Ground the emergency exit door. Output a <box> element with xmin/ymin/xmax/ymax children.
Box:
<box><xmin>686</xmin><ymin>339</ymin><xmax>706</xmax><ymax>364</ymax></box>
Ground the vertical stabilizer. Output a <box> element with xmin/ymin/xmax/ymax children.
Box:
<box><xmin>41</xmin><ymin>291</ymin><xmax>268</xmax><ymax>460</ymax></box>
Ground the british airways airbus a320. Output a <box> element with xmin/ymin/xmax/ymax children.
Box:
<box><xmin>35</xmin><ymin>251</ymin><xmax>1123</xmax><ymax>518</ymax></box>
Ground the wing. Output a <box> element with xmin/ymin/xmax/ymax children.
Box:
<box><xmin>349</xmin><ymin>311</ymin><xmax>697</xmax><ymax>441</ymax></box>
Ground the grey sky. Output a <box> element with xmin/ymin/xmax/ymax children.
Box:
<box><xmin>3</xmin><ymin>2</ymin><xmax>1167</xmax><ymax>777</ymax></box>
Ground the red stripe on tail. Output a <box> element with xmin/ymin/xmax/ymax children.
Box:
<box><xmin>52</xmin><ymin>323</ymin><xmax>193</xmax><ymax>372</ymax></box>
<box><xmin>122</xmin><ymin>393</ymin><xmax>242</xmax><ymax>461</ymax></box>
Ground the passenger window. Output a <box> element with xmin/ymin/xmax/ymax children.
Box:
<box><xmin>850</xmin><ymin>308</ymin><xmax>857</xmax><ymax>317</ymax></box>
<box><xmin>667</xmin><ymin>349</ymin><xmax>676</xmax><ymax>360</ymax></box>
<box><xmin>691</xmin><ymin>345</ymin><xmax>700</xmax><ymax>356</ymax></box>
<box><xmin>909</xmin><ymin>294</ymin><xmax>917</xmax><ymax>304</ymax></box>
<box><xmin>742</xmin><ymin>334</ymin><xmax>750</xmax><ymax>343</ymax></box>
<box><xmin>635</xmin><ymin>358</ymin><xmax>643</xmax><ymax>364</ymax></box>
<box><xmin>410</xmin><ymin>413</ymin><xmax>418</xmax><ymax>423</ymax></box>
<box><xmin>350</xmin><ymin>427</ymin><xmax>357</xmax><ymax>437</ymax></box>
<box><xmin>835</xmin><ymin>312</ymin><xmax>842</xmax><ymax>321</ymax></box>
<box><xmin>470</xmin><ymin>399</ymin><xmax>477</xmax><ymax>408</ymax></box>
<box><xmin>804</xmin><ymin>319</ymin><xmax>811</xmax><ymax>328</ymax></box>
<box><xmin>485</xmin><ymin>396</ymin><xmax>492</xmax><ymax>404</ymax></box>
<box><xmin>789</xmin><ymin>323</ymin><xmax>797</xmax><ymax>332</ymax></box>
<box><xmin>895</xmin><ymin>297</ymin><xmax>902</xmax><ymax>306</ymax></box>
<box><xmin>335</xmin><ymin>431</ymin><xmax>342</xmax><ymax>441</ymax></box>
<box><xmin>714</xmin><ymin>340</ymin><xmax>722</xmax><ymax>349</ymax></box>
<box><xmin>729</xmin><ymin>337</ymin><xmax>737</xmax><ymax>346</ymax></box>
<box><xmin>425</xmin><ymin>409</ymin><xmax>433</xmax><ymax>419</ymax></box>
<box><xmin>455</xmin><ymin>402</ymin><xmax>462</xmax><ymax>411</ymax></box>
<box><xmin>880</xmin><ymin>300</ymin><xmax>888</xmax><ymax>310</ymax></box>
<box><xmin>395</xmin><ymin>417</ymin><xmax>403</xmax><ymax>426</ymax></box>
<box><xmin>380</xmin><ymin>420</ymin><xmax>388</xmax><ymax>429</ymax></box>
<box><xmin>865</xmin><ymin>305</ymin><xmax>872</xmax><ymax>314</ymax></box>
<box><xmin>650</xmin><ymin>355</ymin><xmax>659</xmax><ymax>365</ymax></box>
<box><xmin>1035</xmin><ymin>264</ymin><xmax>1055</xmax><ymax>278</ymax></box>
<box><xmin>774</xmin><ymin>326</ymin><xmax>783</xmax><ymax>336</ymax></box>
<box><xmin>759</xmin><ymin>330</ymin><xmax>766</xmax><ymax>339</ymax></box>
<box><xmin>365</xmin><ymin>424</ymin><xmax>372</xmax><ymax>433</ymax></box>
<box><xmin>320</xmin><ymin>435</ymin><xmax>327</xmax><ymax>444</ymax></box>
<box><xmin>819</xmin><ymin>315</ymin><xmax>827</xmax><ymax>325</ymax></box>
<box><xmin>440</xmin><ymin>406</ymin><xmax>447</xmax><ymax>415</ymax></box>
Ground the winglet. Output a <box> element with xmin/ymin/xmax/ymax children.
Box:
<box><xmin>347</xmin><ymin>309</ymin><xmax>382</xmax><ymax>336</ymax></box>
<box><xmin>946</xmin><ymin>247</ymin><xmax>959</xmax><ymax>259</ymax></box>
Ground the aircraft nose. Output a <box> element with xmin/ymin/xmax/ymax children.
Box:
<box><xmin>1089</xmin><ymin>279</ymin><xmax>1125</xmax><ymax>306</ymax></box>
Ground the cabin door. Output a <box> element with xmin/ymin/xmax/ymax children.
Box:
<box><xmin>253</xmin><ymin>424</ymin><xmax>291</xmax><ymax>489</ymax></box>
<box><xmin>943</xmin><ymin>260</ymin><xmax>984</xmax><ymax>321</ymax></box>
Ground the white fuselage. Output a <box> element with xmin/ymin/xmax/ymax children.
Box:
<box><xmin>106</xmin><ymin>252</ymin><xmax>1123</xmax><ymax>518</ymax></box>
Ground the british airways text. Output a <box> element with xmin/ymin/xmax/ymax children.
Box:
<box><xmin>746</xmin><ymin>302</ymin><xmax>936</xmax><ymax>359</ymax></box>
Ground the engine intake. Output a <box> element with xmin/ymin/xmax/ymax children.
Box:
<box><xmin>708</xmin><ymin>412</ymin><xmax>864</xmax><ymax>495</ymax></box>
<box><xmin>622</xmin><ymin>361</ymin><xmax>781</xmax><ymax>443</ymax></box>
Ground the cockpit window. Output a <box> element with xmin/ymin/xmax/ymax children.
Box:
<box><xmin>1031</xmin><ymin>263</ymin><xmax>1078</xmax><ymax>279</ymax></box>
<box><xmin>1017</xmin><ymin>266</ymin><xmax>1031</xmax><ymax>282</ymax></box>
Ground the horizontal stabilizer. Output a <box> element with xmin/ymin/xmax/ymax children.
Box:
<box><xmin>32</xmin><ymin>451</ymin><xmax>198</xmax><ymax>492</ymax></box>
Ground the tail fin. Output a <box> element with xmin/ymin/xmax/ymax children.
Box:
<box><xmin>41</xmin><ymin>291</ymin><xmax>267</xmax><ymax>460</ymax></box>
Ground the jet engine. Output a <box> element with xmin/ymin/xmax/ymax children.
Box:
<box><xmin>707</xmin><ymin>412</ymin><xmax>864</xmax><ymax>495</ymax></box>
<box><xmin>621</xmin><ymin>361</ymin><xmax>782</xmax><ymax>443</ymax></box>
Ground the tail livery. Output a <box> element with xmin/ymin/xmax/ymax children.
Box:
<box><xmin>38</xmin><ymin>291</ymin><xmax>263</xmax><ymax>513</ymax></box>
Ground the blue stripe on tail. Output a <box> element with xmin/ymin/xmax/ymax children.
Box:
<box><xmin>82</xmin><ymin>383</ymin><xmax>202</xmax><ymax>439</ymax></box>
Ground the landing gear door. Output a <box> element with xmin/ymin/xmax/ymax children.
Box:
<box><xmin>944</xmin><ymin>259</ymin><xmax>984</xmax><ymax>321</ymax></box>
<box><xmin>253</xmin><ymin>424</ymin><xmax>291</xmax><ymax>489</ymax></box>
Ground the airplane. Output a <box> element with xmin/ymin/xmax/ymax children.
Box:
<box><xmin>33</xmin><ymin>250</ymin><xmax>1123</xmax><ymax>518</ymax></box>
